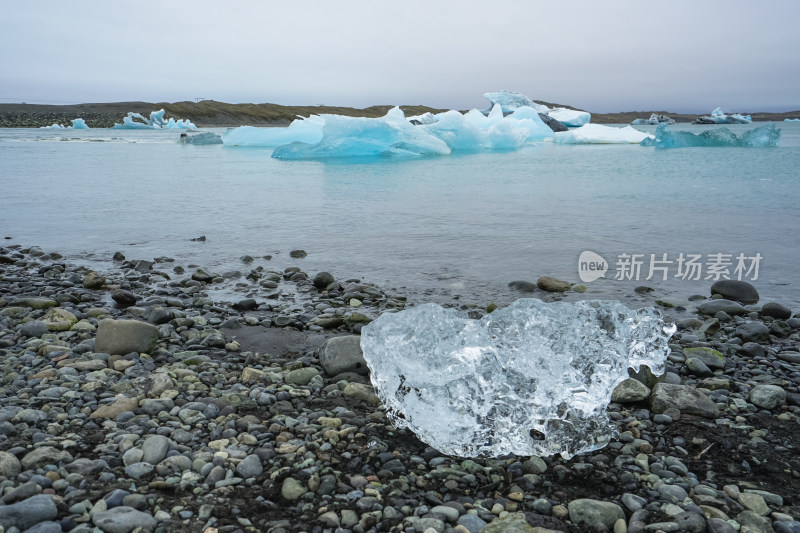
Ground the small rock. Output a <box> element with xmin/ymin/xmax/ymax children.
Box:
<box><xmin>568</xmin><ymin>499</ymin><xmax>625</xmax><ymax>529</ymax></box>
<box><xmin>735</xmin><ymin>322</ymin><xmax>770</xmax><ymax>343</ymax></box>
<box><xmin>650</xmin><ymin>383</ymin><xmax>719</xmax><ymax>418</ymax></box>
<box><xmin>281</xmin><ymin>477</ymin><xmax>306</xmax><ymax>500</ymax></box>
<box><xmin>92</xmin><ymin>506</ymin><xmax>157</xmax><ymax>533</ymax></box>
<box><xmin>537</xmin><ymin>275</ymin><xmax>570</xmax><ymax>292</ymax></box>
<box><xmin>749</xmin><ymin>384</ymin><xmax>787</xmax><ymax>409</ymax></box>
<box><xmin>762</xmin><ymin>302</ymin><xmax>792</xmax><ymax>319</ymax></box>
<box><xmin>289</xmin><ymin>249</ymin><xmax>307</xmax><ymax>258</ymax></box>
<box><xmin>95</xmin><ymin>319</ymin><xmax>159</xmax><ymax>355</ymax></box>
<box><xmin>319</xmin><ymin>335</ymin><xmax>368</xmax><ymax>376</ymax></box>
<box><xmin>611</xmin><ymin>378</ymin><xmax>650</xmax><ymax>403</ymax></box>
<box><xmin>313</xmin><ymin>271</ymin><xmax>335</xmax><ymax>289</ymax></box>
<box><xmin>82</xmin><ymin>271</ymin><xmax>106</xmax><ymax>289</ymax></box>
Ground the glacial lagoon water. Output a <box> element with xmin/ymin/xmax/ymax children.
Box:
<box><xmin>1</xmin><ymin>123</ymin><xmax>799</xmax><ymax>308</ymax></box>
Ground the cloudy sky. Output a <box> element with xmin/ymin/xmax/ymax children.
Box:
<box><xmin>1</xmin><ymin>1</ymin><xmax>798</xmax><ymax>113</ymax></box>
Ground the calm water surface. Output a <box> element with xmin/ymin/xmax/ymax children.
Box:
<box><xmin>1</xmin><ymin>123</ymin><xmax>799</xmax><ymax>308</ymax></box>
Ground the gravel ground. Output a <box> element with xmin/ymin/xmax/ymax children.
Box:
<box><xmin>1</xmin><ymin>242</ymin><xmax>799</xmax><ymax>533</ymax></box>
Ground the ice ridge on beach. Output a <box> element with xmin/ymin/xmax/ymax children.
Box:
<box><xmin>267</xmin><ymin>104</ymin><xmax>554</xmax><ymax>159</ymax></box>
<box><xmin>641</xmin><ymin>123</ymin><xmax>781</xmax><ymax>148</ymax></box>
<box><xmin>360</xmin><ymin>299</ymin><xmax>675</xmax><ymax>459</ymax></box>
<box><xmin>112</xmin><ymin>109</ymin><xmax>196</xmax><ymax>129</ymax></box>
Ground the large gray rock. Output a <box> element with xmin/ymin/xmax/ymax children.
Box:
<box><xmin>0</xmin><ymin>494</ymin><xmax>58</xmax><ymax>530</ymax></box>
<box><xmin>735</xmin><ymin>322</ymin><xmax>770</xmax><ymax>343</ymax></box>
<box><xmin>749</xmin><ymin>384</ymin><xmax>787</xmax><ymax>409</ymax></box>
<box><xmin>568</xmin><ymin>498</ymin><xmax>625</xmax><ymax>529</ymax></box>
<box><xmin>141</xmin><ymin>435</ymin><xmax>170</xmax><ymax>465</ymax></box>
<box><xmin>95</xmin><ymin>319</ymin><xmax>159</xmax><ymax>355</ymax></box>
<box><xmin>319</xmin><ymin>335</ymin><xmax>368</xmax><ymax>376</ymax></box>
<box><xmin>21</xmin><ymin>447</ymin><xmax>73</xmax><ymax>470</ymax></box>
<box><xmin>650</xmin><ymin>383</ymin><xmax>719</xmax><ymax>418</ymax></box>
<box><xmin>711</xmin><ymin>280</ymin><xmax>759</xmax><ymax>304</ymax></box>
<box><xmin>18</xmin><ymin>320</ymin><xmax>49</xmax><ymax>338</ymax></box>
<box><xmin>697</xmin><ymin>299</ymin><xmax>746</xmax><ymax>316</ymax></box>
<box><xmin>92</xmin><ymin>506</ymin><xmax>157</xmax><ymax>533</ymax></box>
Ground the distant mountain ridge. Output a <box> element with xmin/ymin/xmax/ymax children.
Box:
<box><xmin>1</xmin><ymin>100</ymin><xmax>798</xmax><ymax>128</ymax></box>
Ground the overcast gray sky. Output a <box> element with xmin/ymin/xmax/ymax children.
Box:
<box><xmin>1</xmin><ymin>1</ymin><xmax>798</xmax><ymax>113</ymax></box>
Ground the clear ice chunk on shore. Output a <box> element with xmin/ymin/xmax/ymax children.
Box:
<box><xmin>640</xmin><ymin>123</ymin><xmax>780</xmax><ymax>148</ymax></box>
<box><xmin>361</xmin><ymin>299</ymin><xmax>674</xmax><ymax>459</ymax></box>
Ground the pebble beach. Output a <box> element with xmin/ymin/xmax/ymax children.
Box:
<box><xmin>1</xmin><ymin>243</ymin><xmax>799</xmax><ymax>533</ymax></box>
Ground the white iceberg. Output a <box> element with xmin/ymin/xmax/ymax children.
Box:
<box><xmin>631</xmin><ymin>114</ymin><xmax>675</xmax><ymax>126</ymax></box>
<box><xmin>483</xmin><ymin>91</ymin><xmax>591</xmax><ymax>127</ymax></box>
<box><xmin>407</xmin><ymin>112</ymin><xmax>438</xmax><ymax>125</ymax></box>
<box><xmin>694</xmin><ymin>107</ymin><xmax>751</xmax><ymax>124</ymax></box>
<box><xmin>221</xmin><ymin>115</ymin><xmax>324</xmax><ymax>147</ymax></box>
<box><xmin>41</xmin><ymin>118</ymin><xmax>90</xmax><ymax>129</ymax></box>
<box><xmin>178</xmin><ymin>132</ymin><xmax>223</xmax><ymax>145</ymax></box>
<box><xmin>484</xmin><ymin>90</ymin><xmax>550</xmax><ymax>114</ymax></box>
<box><xmin>553</xmin><ymin>124</ymin><xmax>653</xmax><ymax>144</ymax></box>
<box><xmin>361</xmin><ymin>299</ymin><xmax>674</xmax><ymax>459</ymax></box>
<box><xmin>547</xmin><ymin>107</ymin><xmax>591</xmax><ymax>127</ymax></box>
<box><xmin>785</xmin><ymin>118</ymin><xmax>800</xmax><ymax>122</ymax></box>
<box><xmin>112</xmin><ymin>109</ymin><xmax>196</xmax><ymax>129</ymax></box>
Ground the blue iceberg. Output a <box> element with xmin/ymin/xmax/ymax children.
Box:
<box><xmin>272</xmin><ymin>107</ymin><xmax>451</xmax><ymax>159</ymax></box>
<box><xmin>641</xmin><ymin>123</ymin><xmax>780</xmax><ymax>148</ymax></box>
<box><xmin>222</xmin><ymin>115</ymin><xmax>324</xmax><ymax>147</ymax></box>
<box><xmin>112</xmin><ymin>109</ymin><xmax>196</xmax><ymax>129</ymax></box>
<box><xmin>269</xmin><ymin>105</ymin><xmax>554</xmax><ymax>160</ymax></box>
<box><xmin>41</xmin><ymin>118</ymin><xmax>90</xmax><ymax>129</ymax></box>
<box><xmin>785</xmin><ymin>118</ymin><xmax>800</xmax><ymax>122</ymax></box>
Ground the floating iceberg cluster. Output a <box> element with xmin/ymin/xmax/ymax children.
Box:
<box><xmin>631</xmin><ymin>114</ymin><xmax>675</xmax><ymax>126</ymax></box>
<box><xmin>641</xmin><ymin>123</ymin><xmax>781</xmax><ymax>148</ymax></box>
<box><xmin>361</xmin><ymin>299</ymin><xmax>675</xmax><ymax>459</ymax></box>
<box><xmin>112</xmin><ymin>109</ymin><xmax>196</xmax><ymax>129</ymax></box>
<box><xmin>554</xmin><ymin>124</ymin><xmax>653</xmax><ymax>144</ymax></box>
<box><xmin>267</xmin><ymin>105</ymin><xmax>554</xmax><ymax>160</ymax></box>
<box><xmin>694</xmin><ymin>107</ymin><xmax>751</xmax><ymax>124</ymax></box>
<box><xmin>41</xmin><ymin>118</ymin><xmax>90</xmax><ymax>129</ymax></box>
<box><xmin>484</xmin><ymin>91</ymin><xmax>591</xmax><ymax>126</ymax></box>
